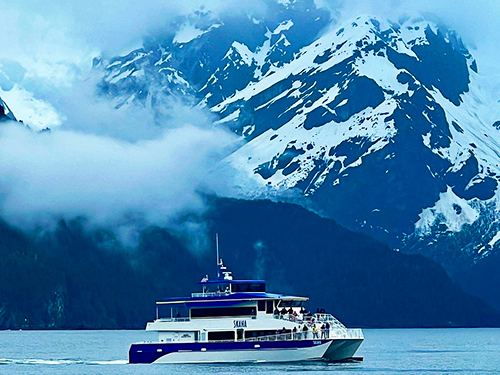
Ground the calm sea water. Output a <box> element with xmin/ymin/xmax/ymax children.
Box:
<box><xmin>0</xmin><ymin>328</ymin><xmax>498</xmax><ymax>374</ymax></box>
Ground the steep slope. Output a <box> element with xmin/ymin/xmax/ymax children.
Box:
<box><xmin>211</xmin><ymin>16</ymin><xmax>500</xmax><ymax>273</ymax></box>
<box><xmin>89</xmin><ymin>0</ymin><xmax>500</xmax><ymax>304</ymax></box>
<box><xmin>94</xmin><ymin>4</ymin><xmax>500</xmax><ymax>276</ymax></box>
<box><xmin>207</xmin><ymin>198</ymin><xmax>499</xmax><ymax>327</ymax></box>
<box><xmin>454</xmin><ymin>254</ymin><xmax>500</xmax><ymax>313</ymax></box>
<box><xmin>0</xmin><ymin>198</ymin><xmax>497</xmax><ymax>329</ymax></box>
<box><xmin>0</xmin><ymin>97</ymin><xmax>16</xmax><ymax>122</ymax></box>
<box><xmin>95</xmin><ymin>0</ymin><xmax>329</xmax><ymax>115</ymax></box>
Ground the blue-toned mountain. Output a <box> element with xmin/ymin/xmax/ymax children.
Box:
<box><xmin>94</xmin><ymin>2</ymin><xmax>500</xmax><ymax>280</ymax></box>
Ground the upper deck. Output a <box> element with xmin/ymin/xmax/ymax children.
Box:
<box><xmin>155</xmin><ymin>259</ymin><xmax>308</xmax><ymax>308</ymax></box>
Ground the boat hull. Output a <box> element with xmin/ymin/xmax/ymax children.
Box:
<box><xmin>323</xmin><ymin>338</ymin><xmax>364</xmax><ymax>361</ymax></box>
<box><xmin>129</xmin><ymin>338</ymin><xmax>362</xmax><ymax>364</ymax></box>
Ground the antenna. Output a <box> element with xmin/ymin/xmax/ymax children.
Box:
<box><xmin>216</xmin><ymin>233</ymin><xmax>220</xmax><ymax>278</ymax></box>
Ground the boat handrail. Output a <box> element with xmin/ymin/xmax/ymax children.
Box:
<box><xmin>203</xmin><ymin>328</ymin><xmax>364</xmax><ymax>343</ymax></box>
<box><xmin>158</xmin><ymin>317</ymin><xmax>190</xmax><ymax>322</ymax></box>
<box><xmin>191</xmin><ymin>292</ymin><xmax>218</xmax><ymax>297</ymax></box>
<box><xmin>274</xmin><ymin>313</ymin><xmax>346</xmax><ymax>328</ymax></box>
<box><xmin>312</xmin><ymin>313</ymin><xmax>347</xmax><ymax>328</ymax></box>
<box><xmin>191</xmin><ymin>291</ymin><xmax>232</xmax><ymax>297</ymax></box>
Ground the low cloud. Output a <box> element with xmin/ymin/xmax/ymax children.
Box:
<box><xmin>0</xmin><ymin>121</ymin><xmax>237</xmax><ymax>234</ymax></box>
<box><xmin>319</xmin><ymin>0</ymin><xmax>500</xmax><ymax>81</ymax></box>
<box><xmin>0</xmin><ymin>0</ymin><xmax>499</xmax><ymax>241</ymax></box>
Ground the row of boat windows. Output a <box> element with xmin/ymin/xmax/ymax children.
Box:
<box><xmin>191</xmin><ymin>307</ymin><xmax>257</xmax><ymax>318</ymax></box>
<box><xmin>192</xmin><ymin>300</ymin><xmax>305</xmax><ymax>318</ymax></box>
<box><xmin>162</xmin><ymin>300</ymin><xmax>305</xmax><ymax>319</ymax></box>
<box><xmin>203</xmin><ymin>282</ymin><xmax>266</xmax><ymax>294</ymax></box>
<box><xmin>207</xmin><ymin>330</ymin><xmax>288</xmax><ymax>341</ymax></box>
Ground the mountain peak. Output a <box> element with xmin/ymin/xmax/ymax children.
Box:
<box><xmin>92</xmin><ymin>6</ymin><xmax>500</xmax><ymax>272</ymax></box>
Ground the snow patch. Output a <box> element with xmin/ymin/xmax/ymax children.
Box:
<box><xmin>273</xmin><ymin>20</ymin><xmax>294</xmax><ymax>35</ymax></box>
<box><xmin>0</xmin><ymin>85</ymin><xmax>63</xmax><ymax>130</ymax></box>
<box><xmin>415</xmin><ymin>186</ymin><xmax>480</xmax><ymax>234</ymax></box>
<box><xmin>214</xmin><ymin>109</ymin><xmax>241</xmax><ymax>125</ymax></box>
<box><xmin>174</xmin><ymin>23</ymin><xmax>221</xmax><ymax>44</ymax></box>
<box><xmin>229</xmin><ymin>42</ymin><xmax>255</xmax><ymax>66</ymax></box>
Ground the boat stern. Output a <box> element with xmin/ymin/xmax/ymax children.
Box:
<box><xmin>322</xmin><ymin>329</ymin><xmax>364</xmax><ymax>362</ymax></box>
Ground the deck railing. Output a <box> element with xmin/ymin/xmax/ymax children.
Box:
<box><xmin>157</xmin><ymin>317</ymin><xmax>190</xmax><ymax>322</ymax></box>
<box><xmin>191</xmin><ymin>292</ymin><xmax>221</xmax><ymax>297</ymax></box>
<box><xmin>207</xmin><ymin>328</ymin><xmax>364</xmax><ymax>344</ymax></box>
<box><xmin>274</xmin><ymin>313</ymin><xmax>346</xmax><ymax>328</ymax></box>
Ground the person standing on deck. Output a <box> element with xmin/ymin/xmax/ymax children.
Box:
<box><xmin>321</xmin><ymin>324</ymin><xmax>326</xmax><ymax>339</ymax></box>
<box><xmin>312</xmin><ymin>324</ymin><xmax>319</xmax><ymax>338</ymax></box>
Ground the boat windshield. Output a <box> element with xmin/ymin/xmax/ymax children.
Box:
<box><xmin>231</xmin><ymin>283</ymin><xmax>266</xmax><ymax>293</ymax></box>
<box><xmin>278</xmin><ymin>300</ymin><xmax>304</xmax><ymax>307</ymax></box>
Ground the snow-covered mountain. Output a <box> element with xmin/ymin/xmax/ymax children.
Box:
<box><xmin>93</xmin><ymin>0</ymin><xmax>500</xmax><ymax>274</ymax></box>
<box><xmin>0</xmin><ymin>96</ymin><xmax>17</xmax><ymax>122</ymax></box>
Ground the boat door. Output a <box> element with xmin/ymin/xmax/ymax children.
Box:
<box><xmin>236</xmin><ymin>328</ymin><xmax>244</xmax><ymax>341</ymax></box>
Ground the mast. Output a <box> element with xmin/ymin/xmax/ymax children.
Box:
<box><xmin>216</xmin><ymin>233</ymin><xmax>220</xmax><ymax>279</ymax></box>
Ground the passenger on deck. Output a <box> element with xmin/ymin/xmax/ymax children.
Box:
<box><xmin>281</xmin><ymin>327</ymin><xmax>287</xmax><ymax>340</ymax></box>
<box><xmin>274</xmin><ymin>307</ymin><xmax>280</xmax><ymax>317</ymax></box>
<box><xmin>321</xmin><ymin>324</ymin><xmax>326</xmax><ymax>339</ymax></box>
<box><xmin>305</xmin><ymin>310</ymin><xmax>312</xmax><ymax>321</ymax></box>
<box><xmin>292</xmin><ymin>327</ymin><xmax>297</xmax><ymax>340</ymax></box>
<box><xmin>325</xmin><ymin>322</ymin><xmax>330</xmax><ymax>338</ymax></box>
<box><xmin>312</xmin><ymin>324</ymin><xmax>319</xmax><ymax>338</ymax></box>
<box><xmin>302</xmin><ymin>324</ymin><xmax>309</xmax><ymax>339</ymax></box>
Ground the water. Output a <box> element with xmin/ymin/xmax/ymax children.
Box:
<box><xmin>0</xmin><ymin>329</ymin><xmax>498</xmax><ymax>374</ymax></box>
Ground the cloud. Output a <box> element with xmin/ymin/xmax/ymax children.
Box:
<box><xmin>318</xmin><ymin>0</ymin><xmax>500</xmax><ymax>80</ymax></box>
<box><xmin>0</xmin><ymin>0</ymin><xmax>255</xmax><ymax>240</ymax></box>
<box><xmin>0</xmin><ymin>121</ymin><xmax>237</xmax><ymax>233</ymax></box>
<box><xmin>0</xmin><ymin>0</ymin><xmax>499</xmax><ymax>240</ymax></box>
<box><xmin>0</xmin><ymin>0</ymin><xmax>272</xmax><ymax>130</ymax></box>
<box><xmin>0</xmin><ymin>0</ymin><xmax>270</xmax><ymax>84</ymax></box>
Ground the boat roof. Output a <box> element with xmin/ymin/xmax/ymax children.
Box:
<box><xmin>156</xmin><ymin>292</ymin><xmax>308</xmax><ymax>306</ymax></box>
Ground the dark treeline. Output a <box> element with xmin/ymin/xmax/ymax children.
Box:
<box><xmin>0</xmin><ymin>198</ymin><xmax>498</xmax><ymax>329</ymax></box>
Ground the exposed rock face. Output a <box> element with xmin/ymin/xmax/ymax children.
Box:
<box><xmin>95</xmin><ymin>3</ymin><xmax>500</xmax><ymax>276</ymax></box>
<box><xmin>0</xmin><ymin>97</ymin><xmax>16</xmax><ymax>122</ymax></box>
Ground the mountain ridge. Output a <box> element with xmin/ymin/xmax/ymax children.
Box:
<box><xmin>0</xmin><ymin>197</ymin><xmax>497</xmax><ymax>329</ymax></box>
<box><xmin>93</xmin><ymin>7</ymin><xmax>500</xmax><ymax>278</ymax></box>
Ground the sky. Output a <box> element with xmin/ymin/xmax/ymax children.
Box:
<box><xmin>0</xmin><ymin>0</ymin><xmax>499</xmax><ymax>240</ymax></box>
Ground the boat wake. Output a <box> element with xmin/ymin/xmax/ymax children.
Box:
<box><xmin>0</xmin><ymin>358</ymin><xmax>128</xmax><ymax>366</ymax></box>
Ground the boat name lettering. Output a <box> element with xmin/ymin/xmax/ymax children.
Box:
<box><xmin>233</xmin><ymin>320</ymin><xmax>247</xmax><ymax>328</ymax></box>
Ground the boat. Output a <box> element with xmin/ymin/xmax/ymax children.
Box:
<box><xmin>129</xmin><ymin>253</ymin><xmax>364</xmax><ymax>364</ymax></box>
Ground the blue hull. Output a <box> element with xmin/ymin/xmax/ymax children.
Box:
<box><xmin>129</xmin><ymin>339</ymin><xmax>330</xmax><ymax>364</ymax></box>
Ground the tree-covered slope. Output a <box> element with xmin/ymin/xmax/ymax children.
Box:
<box><xmin>0</xmin><ymin>198</ymin><xmax>497</xmax><ymax>329</ymax></box>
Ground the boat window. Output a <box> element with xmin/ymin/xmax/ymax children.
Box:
<box><xmin>158</xmin><ymin>306</ymin><xmax>189</xmax><ymax>319</ymax></box>
<box><xmin>278</xmin><ymin>300</ymin><xmax>303</xmax><ymax>308</ymax></box>
<box><xmin>208</xmin><ymin>331</ymin><xmax>235</xmax><ymax>341</ymax></box>
<box><xmin>266</xmin><ymin>300</ymin><xmax>274</xmax><ymax>314</ymax></box>
<box><xmin>216</xmin><ymin>283</ymin><xmax>230</xmax><ymax>293</ymax></box>
<box><xmin>191</xmin><ymin>307</ymin><xmax>256</xmax><ymax>318</ymax></box>
<box><xmin>244</xmin><ymin>330</ymin><xmax>276</xmax><ymax>339</ymax></box>
<box><xmin>258</xmin><ymin>300</ymin><xmax>266</xmax><ymax>312</ymax></box>
<box><xmin>231</xmin><ymin>283</ymin><xmax>266</xmax><ymax>293</ymax></box>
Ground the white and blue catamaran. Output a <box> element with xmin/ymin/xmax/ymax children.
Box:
<box><xmin>129</xmin><ymin>245</ymin><xmax>364</xmax><ymax>364</ymax></box>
